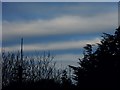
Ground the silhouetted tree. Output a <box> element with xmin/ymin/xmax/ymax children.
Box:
<box><xmin>2</xmin><ymin>51</ymin><xmax>68</xmax><ymax>89</ymax></box>
<box><xmin>61</xmin><ymin>69</ymin><xmax>73</xmax><ymax>89</ymax></box>
<box><xmin>70</xmin><ymin>26</ymin><xmax>120</xmax><ymax>89</ymax></box>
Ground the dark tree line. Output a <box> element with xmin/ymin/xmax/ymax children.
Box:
<box><xmin>2</xmin><ymin>51</ymin><xmax>74</xmax><ymax>90</ymax></box>
<box><xmin>69</xmin><ymin>26</ymin><xmax>120</xmax><ymax>89</ymax></box>
<box><xmin>2</xmin><ymin>27</ymin><xmax>120</xmax><ymax>89</ymax></box>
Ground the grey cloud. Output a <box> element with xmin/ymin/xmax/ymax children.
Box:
<box><xmin>4</xmin><ymin>37</ymin><xmax>100</xmax><ymax>51</ymax></box>
<box><xmin>3</xmin><ymin>11</ymin><xmax>117</xmax><ymax>40</ymax></box>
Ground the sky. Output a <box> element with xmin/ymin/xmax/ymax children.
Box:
<box><xmin>0</xmin><ymin>1</ymin><xmax>1</xmax><ymax>48</ymax></box>
<box><xmin>1</xmin><ymin>0</ymin><xmax>120</xmax><ymax>2</ymax></box>
<box><xmin>2</xmin><ymin>2</ymin><xmax>118</xmax><ymax>68</ymax></box>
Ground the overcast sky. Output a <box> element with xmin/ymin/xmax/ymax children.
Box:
<box><xmin>2</xmin><ymin>2</ymin><xmax>118</xmax><ymax>68</ymax></box>
<box><xmin>1</xmin><ymin>0</ymin><xmax>120</xmax><ymax>2</ymax></box>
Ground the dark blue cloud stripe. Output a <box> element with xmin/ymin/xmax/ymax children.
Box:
<box><xmin>3</xmin><ymin>2</ymin><xmax>117</xmax><ymax>21</ymax></box>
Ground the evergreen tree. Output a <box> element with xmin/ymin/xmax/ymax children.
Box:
<box><xmin>70</xmin><ymin>27</ymin><xmax>120</xmax><ymax>89</ymax></box>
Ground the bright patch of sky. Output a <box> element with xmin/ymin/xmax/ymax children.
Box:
<box><xmin>2</xmin><ymin>2</ymin><xmax>118</xmax><ymax>68</ymax></box>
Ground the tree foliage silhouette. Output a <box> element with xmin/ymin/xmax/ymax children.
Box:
<box><xmin>2</xmin><ymin>51</ymin><xmax>74</xmax><ymax>90</ymax></box>
<box><xmin>61</xmin><ymin>69</ymin><xmax>73</xmax><ymax>89</ymax></box>
<box><xmin>70</xmin><ymin>26</ymin><xmax>120</xmax><ymax>89</ymax></box>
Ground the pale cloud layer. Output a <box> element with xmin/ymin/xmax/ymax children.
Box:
<box><xmin>55</xmin><ymin>54</ymin><xmax>83</xmax><ymax>63</ymax></box>
<box><xmin>4</xmin><ymin>37</ymin><xmax>100</xmax><ymax>52</ymax></box>
<box><xmin>55</xmin><ymin>54</ymin><xmax>82</xmax><ymax>68</ymax></box>
<box><xmin>3</xmin><ymin>11</ymin><xmax>117</xmax><ymax>40</ymax></box>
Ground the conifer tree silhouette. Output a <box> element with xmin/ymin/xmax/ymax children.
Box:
<box><xmin>70</xmin><ymin>27</ymin><xmax>120</xmax><ymax>89</ymax></box>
